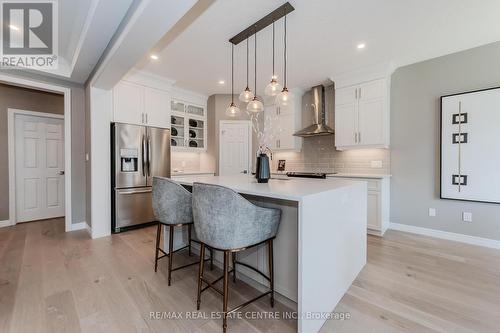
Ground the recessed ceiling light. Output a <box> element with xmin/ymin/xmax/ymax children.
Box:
<box><xmin>357</xmin><ymin>43</ymin><xmax>366</xmax><ymax>50</ymax></box>
<box><xmin>9</xmin><ymin>25</ymin><xmax>19</xmax><ymax>31</ymax></box>
<box><xmin>218</xmin><ymin>80</ymin><xmax>225</xmax><ymax>85</ymax></box>
<box><xmin>150</xmin><ymin>54</ymin><xmax>159</xmax><ymax>60</ymax></box>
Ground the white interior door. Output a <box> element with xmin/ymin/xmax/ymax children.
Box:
<box><xmin>15</xmin><ymin>114</ymin><xmax>65</xmax><ymax>222</ymax></box>
<box><xmin>219</xmin><ymin>121</ymin><xmax>251</xmax><ymax>176</ymax></box>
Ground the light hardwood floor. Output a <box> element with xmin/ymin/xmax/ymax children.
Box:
<box><xmin>1</xmin><ymin>218</ymin><xmax>500</xmax><ymax>333</ymax></box>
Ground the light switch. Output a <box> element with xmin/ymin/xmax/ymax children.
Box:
<box><xmin>462</xmin><ymin>212</ymin><xmax>472</xmax><ymax>222</ymax></box>
<box><xmin>428</xmin><ymin>208</ymin><xmax>436</xmax><ymax>217</ymax></box>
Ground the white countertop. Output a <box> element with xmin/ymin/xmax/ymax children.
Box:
<box><xmin>172</xmin><ymin>174</ymin><xmax>365</xmax><ymax>201</ymax></box>
<box><xmin>271</xmin><ymin>172</ymin><xmax>391</xmax><ymax>179</ymax></box>
<box><xmin>171</xmin><ymin>171</ymin><xmax>215</xmax><ymax>177</ymax></box>
<box><xmin>327</xmin><ymin>173</ymin><xmax>391</xmax><ymax>179</ymax></box>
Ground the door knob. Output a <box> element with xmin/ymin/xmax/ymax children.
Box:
<box><xmin>241</xmin><ymin>170</ymin><xmax>248</xmax><ymax>174</ymax></box>
<box><xmin>59</xmin><ymin>171</ymin><xmax>65</xmax><ymax>175</ymax></box>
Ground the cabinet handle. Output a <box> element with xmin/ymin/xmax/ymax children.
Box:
<box><xmin>358</xmin><ymin>132</ymin><xmax>361</xmax><ymax>143</ymax></box>
<box><xmin>142</xmin><ymin>113</ymin><xmax>144</xmax><ymax>124</ymax></box>
<box><xmin>354</xmin><ymin>132</ymin><xmax>358</xmax><ymax>143</ymax></box>
<box><xmin>359</xmin><ymin>88</ymin><xmax>362</xmax><ymax>99</ymax></box>
<box><xmin>355</xmin><ymin>89</ymin><xmax>358</xmax><ymax>100</ymax></box>
<box><xmin>145</xmin><ymin>113</ymin><xmax>148</xmax><ymax>124</ymax></box>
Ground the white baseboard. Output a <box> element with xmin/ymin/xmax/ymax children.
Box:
<box><xmin>389</xmin><ymin>223</ymin><xmax>500</xmax><ymax>250</ymax></box>
<box><xmin>84</xmin><ymin>223</ymin><xmax>92</xmax><ymax>236</ymax></box>
<box><xmin>0</xmin><ymin>220</ymin><xmax>12</xmax><ymax>228</ymax></box>
<box><xmin>68</xmin><ymin>221</ymin><xmax>88</xmax><ymax>232</ymax></box>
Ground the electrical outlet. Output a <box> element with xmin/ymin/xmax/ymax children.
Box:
<box><xmin>371</xmin><ymin>160</ymin><xmax>383</xmax><ymax>168</ymax></box>
<box><xmin>428</xmin><ymin>208</ymin><xmax>436</xmax><ymax>217</ymax></box>
<box><xmin>462</xmin><ymin>212</ymin><xmax>472</xmax><ymax>222</ymax></box>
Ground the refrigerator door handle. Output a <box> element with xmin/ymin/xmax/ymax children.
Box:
<box><xmin>117</xmin><ymin>188</ymin><xmax>152</xmax><ymax>195</ymax></box>
<box><xmin>148</xmin><ymin>136</ymin><xmax>152</xmax><ymax>177</ymax></box>
<box><xmin>142</xmin><ymin>135</ymin><xmax>147</xmax><ymax>177</ymax></box>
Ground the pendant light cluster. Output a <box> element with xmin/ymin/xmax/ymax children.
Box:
<box><xmin>226</xmin><ymin>3</ymin><xmax>293</xmax><ymax>117</ymax></box>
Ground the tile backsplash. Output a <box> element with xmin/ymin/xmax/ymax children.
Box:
<box><xmin>171</xmin><ymin>151</ymin><xmax>215</xmax><ymax>173</ymax></box>
<box><xmin>271</xmin><ymin>135</ymin><xmax>390</xmax><ymax>174</ymax></box>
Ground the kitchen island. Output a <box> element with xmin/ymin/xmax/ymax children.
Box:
<box><xmin>169</xmin><ymin>175</ymin><xmax>367</xmax><ymax>333</ymax></box>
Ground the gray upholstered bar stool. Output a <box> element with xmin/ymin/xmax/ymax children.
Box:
<box><xmin>192</xmin><ymin>182</ymin><xmax>281</xmax><ymax>332</ymax></box>
<box><xmin>152</xmin><ymin>177</ymin><xmax>213</xmax><ymax>286</ymax></box>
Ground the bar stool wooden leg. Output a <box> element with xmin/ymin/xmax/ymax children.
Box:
<box><xmin>232</xmin><ymin>252</ymin><xmax>237</xmax><ymax>283</ymax></box>
<box><xmin>268</xmin><ymin>239</ymin><xmax>275</xmax><ymax>307</ymax></box>
<box><xmin>188</xmin><ymin>224</ymin><xmax>192</xmax><ymax>256</ymax></box>
<box><xmin>154</xmin><ymin>222</ymin><xmax>162</xmax><ymax>272</ymax></box>
<box><xmin>210</xmin><ymin>248</ymin><xmax>214</xmax><ymax>270</ymax></box>
<box><xmin>223</xmin><ymin>251</ymin><xmax>230</xmax><ymax>333</ymax></box>
<box><xmin>196</xmin><ymin>243</ymin><xmax>206</xmax><ymax>310</ymax></box>
<box><xmin>168</xmin><ymin>225</ymin><xmax>174</xmax><ymax>286</ymax></box>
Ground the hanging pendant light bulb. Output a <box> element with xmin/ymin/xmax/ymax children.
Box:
<box><xmin>265</xmin><ymin>21</ymin><xmax>282</xmax><ymax>96</ymax></box>
<box><xmin>226</xmin><ymin>44</ymin><xmax>241</xmax><ymax>117</ymax></box>
<box><xmin>239</xmin><ymin>38</ymin><xmax>254</xmax><ymax>103</ymax></box>
<box><xmin>247</xmin><ymin>31</ymin><xmax>264</xmax><ymax>113</ymax></box>
<box><xmin>276</xmin><ymin>14</ymin><xmax>292</xmax><ymax>106</ymax></box>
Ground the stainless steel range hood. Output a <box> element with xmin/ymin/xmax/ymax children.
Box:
<box><xmin>293</xmin><ymin>85</ymin><xmax>335</xmax><ymax>137</ymax></box>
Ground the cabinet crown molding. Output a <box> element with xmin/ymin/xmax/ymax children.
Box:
<box><xmin>331</xmin><ymin>62</ymin><xmax>395</xmax><ymax>89</ymax></box>
<box><xmin>125</xmin><ymin>68</ymin><xmax>176</xmax><ymax>91</ymax></box>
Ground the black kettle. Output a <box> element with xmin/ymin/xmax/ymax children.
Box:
<box><xmin>255</xmin><ymin>153</ymin><xmax>270</xmax><ymax>183</ymax></box>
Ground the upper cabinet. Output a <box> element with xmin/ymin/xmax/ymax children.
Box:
<box><xmin>170</xmin><ymin>99</ymin><xmax>207</xmax><ymax>151</ymax></box>
<box><xmin>113</xmin><ymin>80</ymin><xmax>171</xmax><ymax>128</ymax></box>
<box><xmin>335</xmin><ymin>78</ymin><xmax>390</xmax><ymax>150</ymax></box>
<box><xmin>264</xmin><ymin>92</ymin><xmax>302</xmax><ymax>151</ymax></box>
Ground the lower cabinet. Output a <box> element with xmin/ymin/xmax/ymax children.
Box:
<box><xmin>329</xmin><ymin>176</ymin><xmax>390</xmax><ymax>236</ymax></box>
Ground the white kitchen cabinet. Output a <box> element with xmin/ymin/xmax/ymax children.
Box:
<box><xmin>335</xmin><ymin>78</ymin><xmax>389</xmax><ymax>150</ymax></box>
<box><xmin>113</xmin><ymin>81</ymin><xmax>144</xmax><ymax>125</ymax></box>
<box><xmin>171</xmin><ymin>99</ymin><xmax>207</xmax><ymax>151</ymax></box>
<box><xmin>328</xmin><ymin>176</ymin><xmax>390</xmax><ymax>236</ymax></box>
<box><xmin>113</xmin><ymin>80</ymin><xmax>171</xmax><ymax>128</ymax></box>
<box><xmin>264</xmin><ymin>93</ymin><xmax>302</xmax><ymax>151</ymax></box>
<box><xmin>145</xmin><ymin>87</ymin><xmax>171</xmax><ymax>128</ymax></box>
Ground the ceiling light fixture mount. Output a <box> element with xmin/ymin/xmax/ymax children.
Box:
<box><xmin>229</xmin><ymin>2</ymin><xmax>294</xmax><ymax>45</ymax></box>
<box><xmin>150</xmin><ymin>54</ymin><xmax>159</xmax><ymax>60</ymax></box>
<box><xmin>357</xmin><ymin>43</ymin><xmax>366</xmax><ymax>49</ymax></box>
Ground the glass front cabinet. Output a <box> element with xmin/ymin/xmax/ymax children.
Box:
<box><xmin>170</xmin><ymin>99</ymin><xmax>207</xmax><ymax>151</ymax></box>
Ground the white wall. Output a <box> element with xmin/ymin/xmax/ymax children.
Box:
<box><xmin>391</xmin><ymin>41</ymin><xmax>500</xmax><ymax>241</ymax></box>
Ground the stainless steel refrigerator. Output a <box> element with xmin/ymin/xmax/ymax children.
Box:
<box><xmin>111</xmin><ymin>123</ymin><xmax>171</xmax><ymax>233</ymax></box>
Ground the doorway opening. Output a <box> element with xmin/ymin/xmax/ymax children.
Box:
<box><xmin>0</xmin><ymin>76</ymin><xmax>72</xmax><ymax>232</ymax></box>
<box><xmin>219</xmin><ymin>120</ymin><xmax>252</xmax><ymax>176</ymax></box>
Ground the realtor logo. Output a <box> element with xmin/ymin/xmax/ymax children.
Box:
<box><xmin>1</xmin><ymin>0</ymin><xmax>58</xmax><ymax>69</ymax></box>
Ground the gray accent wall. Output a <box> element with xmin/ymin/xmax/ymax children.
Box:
<box><xmin>391</xmin><ymin>41</ymin><xmax>500</xmax><ymax>241</ymax></box>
